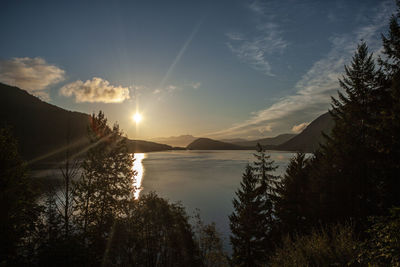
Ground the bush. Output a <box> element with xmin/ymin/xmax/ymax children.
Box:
<box><xmin>269</xmin><ymin>224</ymin><xmax>359</xmax><ymax>266</ymax></box>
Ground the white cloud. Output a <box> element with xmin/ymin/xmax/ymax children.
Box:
<box><xmin>153</xmin><ymin>89</ymin><xmax>161</xmax><ymax>94</ymax></box>
<box><xmin>60</xmin><ymin>77</ymin><xmax>130</xmax><ymax>103</ymax></box>
<box><xmin>226</xmin><ymin>32</ymin><xmax>244</xmax><ymax>41</ymax></box>
<box><xmin>166</xmin><ymin>85</ymin><xmax>178</xmax><ymax>92</ymax></box>
<box><xmin>226</xmin><ymin>4</ymin><xmax>288</xmax><ymax>76</ymax></box>
<box><xmin>248</xmin><ymin>1</ymin><xmax>265</xmax><ymax>15</ymax></box>
<box><xmin>209</xmin><ymin>1</ymin><xmax>393</xmax><ymax>138</ymax></box>
<box><xmin>292</xmin><ymin>122</ymin><xmax>309</xmax><ymax>133</ymax></box>
<box><xmin>0</xmin><ymin>57</ymin><xmax>65</xmax><ymax>99</ymax></box>
<box><xmin>259</xmin><ymin>125</ymin><xmax>272</xmax><ymax>134</ymax></box>
<box><xmin>189</xmin><ymin>82</ymin><xmax>201</xmax><ymax>89</ymax></box>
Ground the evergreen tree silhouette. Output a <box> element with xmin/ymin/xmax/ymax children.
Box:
<box><xmin>230</xmin><ymin>164</ymin><xmax>267</xmax><ymax>267</ymax></box>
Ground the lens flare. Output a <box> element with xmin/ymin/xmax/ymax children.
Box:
<box><xmin>133</xmin><ymin>113</ymin><xmax>142</xmax><ymax>123</ymax></box>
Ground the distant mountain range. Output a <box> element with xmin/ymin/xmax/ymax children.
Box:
<box><xmin>187</xmin><ymin>138</ymin><xmax>247</xmax><ymax>150</ymax></box>
<box><xmin>231</xmin><ymin>133</ymin><xmax>296</xmax><ymax>148</ymax></box>
<box><xmin>0</xmin><ymin>83</ymin><xmax>176</xmax><ymax>165</ymax></box>
<box><xmin>150</xmin><ymin>135</ymin><xmax>197</xmax><ymax>147</ymax></box>
<box><xmin>220</xmin><ymin>138</ymin><xmax>248</xmax><ymax>143</ymax></box>
<box><xmin>186</xmin><ymin>113</ymin><xmax>334</xmax><ymax>152</ymax></box>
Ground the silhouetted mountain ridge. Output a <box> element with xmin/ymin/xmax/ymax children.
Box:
<box><xmin>150</xmin><ymin>134</ymin><xmax>197</xmax><ymax>147</ymax></box>
<box><xmin>233</xmin><ymin>133</ymin><xmax>296</xmax><ymax>147</ymax></box>
<box><xmin>187</xmin><ymin>138</ymin><xmax>247</xmax><ymax>150</ymax></box>
<box><xmin>0</xmin><ymin>83</ymin><xmax>176</xmax><ymax>165</ymax></box>
<box><xmin>277</xmin><ymin>112</ymin><xmax>334</xmax><ymax>152</ymax></box>
<box><xmin>185</xmin><ymin>114</ymin><xmax>333</xmax><ymax>152</ymax></box>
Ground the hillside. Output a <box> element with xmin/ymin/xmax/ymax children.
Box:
<box><xmin>0</xmin><ymin>83</ymin><xmax>91</xmax><ymax>163</ymax></box>
<box><xmin>187</xmin><ymin>138</ymin><xmax>247</xmax><ymax>150</ymax></box>
<box><xmin>0</xmin><ymin>83</ymin><xmax>174</xmax><ymax>164</ymax></box>
<box><xmin>150</xmin><ymin>134</ymin><xmax>197</xmax><ymax>147</ymax></box>
<box><xmin>220</xmin><ymin>138</ymin><xmax>248</xmax><ymax>143</ymax></box>
<box><xmin>126</xmin><ymin>139</ymin><xmax>174</xmax><ymax>153</ymax></box>
<box><xmin>233</xmin><ymin>133</ymin><xmax>296</xmax><ymax>148</ymax></box>
<box><xmin>277</xmin><ymin>112</ymin><xmax>334</xmax><ymax>152</ymax></box>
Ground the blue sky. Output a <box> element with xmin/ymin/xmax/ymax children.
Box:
<box><xmin>0</xmin><ymin>0</ymin><xmax>395</xmax><ymax>139</ymax></box>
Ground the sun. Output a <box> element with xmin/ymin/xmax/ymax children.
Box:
<box><xmin>133</xmin><ymin>113</ymin><xmax>142</xmax><ymax>123</ymax></box>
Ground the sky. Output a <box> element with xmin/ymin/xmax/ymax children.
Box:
<box><xmin>0</xmin><ymin>0</ymin><xmax>396</xmax><ymax>140</ymax></box>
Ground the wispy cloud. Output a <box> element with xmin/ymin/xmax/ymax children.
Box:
<box><xmin>0</xmin><ymin>57</ymin><xmax>65</xmax><ymax>100</ymax></box>
<box><xmin>153</xmin><ymin>85</ymin><xmax>179</xmax><ymax>95</ymax></box>
<box><xmin>226</xmin><ymin>2</ymin><xmax>288</xmax><ymax>76</ymax></box>
<box><xmin>60</xmin><ymin>77</ymin><xmax>130</xmax><ymax>103</ymax></box>
<box><xmin>188</xmin><ymin>82</ymin><xmax>201</xmax><ymax>89</ymax></box>
<box><xmin>210</xmin><ymin>1</ymin><xmax>393</xmax><ymax>138</ymax></box>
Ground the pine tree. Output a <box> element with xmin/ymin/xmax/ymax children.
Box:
<box><xmin>275</xmin><ymin>152</ymin><xmax>310</xmax><ymax>234</ymax></box>
<box><xmin>376</xmin><ymin>0</ymin><xmax>400</xmax><ymax>210</ymax></box>
<box><xmin>253</xmin><ymin>144</ymin><xmax>279</xmax><ymax>246</ymax></box>
<box><xmin>380</xmin><ymin>0</ymin><xmax>400</xmax><ymax>76</ymax></box>
<box><xmin>229</xmin><ymin>164</ymin><xmax>267</xmax><ymax>267</ymax></box>
<box><xmin>311</xmin><ymin>42</ymin><xmax>381</xmax><ymax>223</ymax></box>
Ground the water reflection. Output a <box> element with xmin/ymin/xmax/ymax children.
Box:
<box><xmin>133</xmin><ymin>153</ymin><xmax>146</xmax><ymax>199</ymax></box>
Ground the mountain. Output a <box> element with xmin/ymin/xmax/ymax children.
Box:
<box><xmin>277</xmin><ymin>112</ymin><xmax>334</xmax><ymax>152</ymax></box>
<box><xmin>184</xmin><ymin>113</ymin><xmax>333</xmax><ymax>152</ymax></box>
<box><xmin>220</xmin><ymin>138</ymin><xmax>249</xmax><ymax>143</ymax></box>
<box><xmin>0</xmin><ymin>83</ymin><xmax>91</xmax><ymax>163</ymax></box>
<box><xmin>233</xmin><ymin>133</ymin><xmax>296</xmax><ymax>148</ymax></box>
<box><xmin>126</xmin><ymin>139</ymin><xmax>175</xmax><ymax>153</ymax></box>
<box><xmin>0</xmin><ymin>83</ymin><xmax>174</xmax><ymax>164</ymax></box>
<box><xmin>187</xmin><ymin>138</ymin><xmax>247</xmax><ymax>150</ymax></box>
<box><xmin>150</xmin><ymin>134</ymin><xmax>197</xmax><ymax>147</ymax></box>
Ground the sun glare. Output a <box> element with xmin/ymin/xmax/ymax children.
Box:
<box><xmin>133</xmin><ymin>113</ymin><xmax>142</xmax><ymax>123</ymax></box>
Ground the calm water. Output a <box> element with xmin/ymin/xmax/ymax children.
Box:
<box><xmin>34</xmin><ymin>150</ymin><xmax>298</xmax><ymax>250</ymax></box>
<box><xmin>133</xmin><ymin>150</ymin><xmax>297</xmax><ymax>248</ymax></box>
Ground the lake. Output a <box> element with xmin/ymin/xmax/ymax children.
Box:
<box><xmin>134</xmin><ymin>150</ymin><xmax>298</xmax><ymax>249</ymax></box>
<box><xmin>33</xmin><ymin>149</ymin><xmax>298</xmax><ymax>250</ymax></box>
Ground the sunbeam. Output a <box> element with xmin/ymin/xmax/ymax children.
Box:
<box><xmin>158</xmin><ymin>18</ymin><xmax>204</xmax><ymax>89</ymax></box>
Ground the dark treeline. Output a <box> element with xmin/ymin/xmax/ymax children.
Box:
<box><xmin>229</xmin><ymin>2</ymin><xmax>400</xmax><ymax>266</ymax></box>
<box><xmin>0</xmin><ymin>112</ymin><xmax>228</xmax><ymax>266</ymax></box>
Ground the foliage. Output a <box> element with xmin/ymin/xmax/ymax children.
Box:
<box><xmin>230</xmin><ymin>144</ymin><xmax>280</xmax><ymax>267</ymax></box>
<box><xmin>194</xmin><ymin>211</ymin><xmax>229</xmax><ymax>267</ymax></box>
<box><xmin>0</xmin><ymin>127</ymin><xmax>41</xmax><ymax>265</ymax></box>
<box><xmin>73</xmin><ymin>111</ymin><xmax>134</xmax><ymax>263</ymax></box>
<box><xmin>253</xmin><ymin>144</ymin><xmax>279</xmax><ymax>234</ymax></box>
<box><xmin>275</xmin><ymin>152</ymin><xmax>311</xmax><ymax>234</ymax></box>
<box><xmin>357</xmin><ymin>207</ymin><xmax>400</xmax><ymax>266</ymax></box>
<box><xmin>104</xmin><ymin>192</ymin><xmax>202</xmax><ymax>267</ymax></box>
<box><xmin>230</xmin><ymin>164</ymin><xmax>267</xmax><ymax>266</ymax></box>
<box><xmin>314</xmin><ymin>42</ymin><xmax>382</xmax><ymax>221</ymax></box>
<box><xmin>269</xmin><ymin>224</ymin><xmax>359</xmax><ymax>267</ymax></box>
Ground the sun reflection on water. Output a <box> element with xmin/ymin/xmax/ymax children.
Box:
<box><xmin>133</xmin><ymin>153</ymin><xmax>145</xmax><ymax>199</ymax></box>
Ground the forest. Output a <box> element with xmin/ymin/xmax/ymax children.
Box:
<box><xmin>1</xmin><ymin>2</ymin><xmax>400</xmax><ymax>267</ymax></box>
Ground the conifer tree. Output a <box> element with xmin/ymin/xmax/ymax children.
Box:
<box><xmin>275</xmin><ymin>152</ymin><xmax>310</xmax><ymax>234</ymax></box>
<box><xmin>312</xmin><ymin>42</ymin><xmax>381</xmax><ymax>222</ymax></box>
<box><xmin>253</xmin><ymin>144</ymin><xmax>279</xmax><ymax>245</ymax></box>
<box><xmin>229</xmin><ymin>164</ymin><xmax>267</xmax><ymax>267</ymax></box>
<box><xmin>376</xmin><ymin>0</ymin><xmax>400</xmax><ymax>210</ymax></box>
